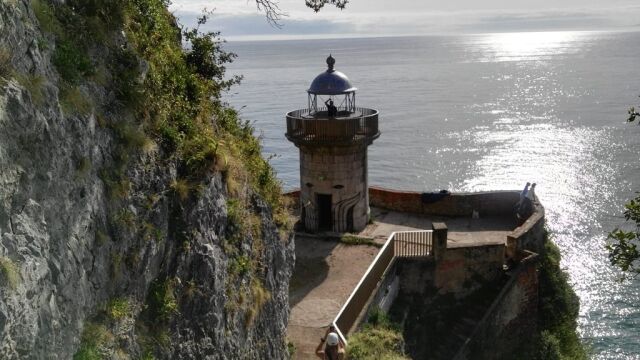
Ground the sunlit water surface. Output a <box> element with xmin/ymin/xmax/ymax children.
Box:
<box><xmin>224</xmin><ymin>31</ymin><xmax>640</xmax><ymax>358</ymax></box>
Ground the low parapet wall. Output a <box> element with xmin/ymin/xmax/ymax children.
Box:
<box><xmin>366</xmin><ymin>186</ymin><xmax>546</xmax><ymax>262</ymax></box>
<box><xmin>507</xmin><ymin>201</ymin><xmax>545</xmax><ymax>259</ymax></box>
<box><xmin>368</xmin><ymin>186</ymin><xmax>520</xmax><ymax>217</ymax></box>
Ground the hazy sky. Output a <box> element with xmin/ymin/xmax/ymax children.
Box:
<box><xmin>170</xmin><ymin>0</ymin><xmax>640</xmax><ymax>40</ymax></box>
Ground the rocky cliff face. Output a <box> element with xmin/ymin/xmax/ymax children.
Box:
<box><xmin>0</xmin><ymin>1</ymin><xmax>294</xmax><ymax>358</ymax></box>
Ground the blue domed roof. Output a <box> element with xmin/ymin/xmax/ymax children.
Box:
<box><xmin>307</xmin><ymin>55</ymin><xmax>357</xmax><ymax>95</ymax></box>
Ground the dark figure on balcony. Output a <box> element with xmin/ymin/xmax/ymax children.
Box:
<box><xmin>325</xmin><ymin>99</ymin><xmax>338</xmax><ymax>117</ymax></box>
<box><xmin>516</xmin><ymin>182</ymin><xmax>535</xmax><ymax>222</ymax></box>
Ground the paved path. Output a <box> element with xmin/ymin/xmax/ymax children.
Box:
<box><xmin>287</xmin><ymin>207</ymin><xmax>516</xmax><ymax>359</ymax></box>
<box><xmin>288</xmin><ymin>236</ymin><xmax>378</xmax><ymax>359</ymax></box>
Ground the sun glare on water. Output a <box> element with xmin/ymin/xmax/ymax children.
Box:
<box><xmin>468</xmin><ymin>31</ymin><xmax>586</xmax><ymax>62</ymax></box>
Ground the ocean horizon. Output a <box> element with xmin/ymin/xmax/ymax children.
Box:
<box><xmin>225</xmin><ymin>30</ymin><xmax>640</xmax><ymax>358</ymax></box>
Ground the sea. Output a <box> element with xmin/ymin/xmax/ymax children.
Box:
<box><xmin>223</xmin><ymin>31</ymin><xmax>640</xmax><ymax>359</ymax></box>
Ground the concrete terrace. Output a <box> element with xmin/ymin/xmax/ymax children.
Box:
<box><xmin>287</xmin><ymin>206</ymin><xmax>517</xmax><ymax>359</ymax></box>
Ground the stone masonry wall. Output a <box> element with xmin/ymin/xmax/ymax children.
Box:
<box><xmin>299</xmin><ymin>147</ymin><xmax>369</xmax><ymax>232</ymax></box>
<box><xmin>453</xmin><ymin>252</ymin><xmax>539</xmax><ymax>360</ymax></box>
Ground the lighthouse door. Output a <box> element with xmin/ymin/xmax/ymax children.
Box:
<box><xmin>316</xmin><ymin>193</ymin><xmax>332</xmax><ymax>231</ymax></box>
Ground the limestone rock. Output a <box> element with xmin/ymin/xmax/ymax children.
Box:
<box><xmin>0</xmin><ymin>1</ymin><xmax>294</xmax><ymax>359</ymax></box>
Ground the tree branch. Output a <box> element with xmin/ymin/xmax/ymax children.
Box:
<box><xmin>304</xmin><ymin>0</ymin><xmax>349</xmax><ymax>12</ymax></box>
<box><xmin>255</xmin><ymin>0</ymin><xmax>287</xmax><ymax>28</ymax></box>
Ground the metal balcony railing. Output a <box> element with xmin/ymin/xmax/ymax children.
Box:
<box><xmin>285</xmin><ymin>107</ymin><xmax>380</xmax><ymax>145</ymax></box>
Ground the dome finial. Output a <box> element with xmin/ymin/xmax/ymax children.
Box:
<box><xmin>326</xmin><ymin>54</ymin><xmax>335</xmax><ymax>72</ymax></box>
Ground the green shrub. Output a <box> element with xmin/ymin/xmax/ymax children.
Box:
<box><xmin>115</xmin><ymin>208</ymin><xmax>136</xmax><ymax>230</ymax></box>
<box><xmin>0</xmin><ymin>257</ymin><xmax>19</xmax><ymax>289</ymax></box>
<box><xmin>348</xmin><ymin>307</ymin><xmax>408</xmax><ymax>360</ymax></box>
<box><xmin>538</xmin><ymin>331</ymin><xmax>563</xmax><ymax>360</ymax></box>
<box><xmin>287</xmin><ymin>341</ymin><xmax>296</xmax><ymax>357</ymax></box>
<box><xmin>73</xmin><ymin>345</ymin><xmax>101</xmax><ymax>360</ymax></box>
<box><xmin>226</xmin><ymin>199</ymin><xmax>243</xmax><ymax>231</ymax></box>
<box><xmin>73</xmin><ymin>322</ymin><xmax>113</xmax><ymax>360</ymax></box>
<box><xmin>537</xmin><ymin>238</ymin><xmax>587</xmax><ymax>360</ymax></box>
<box><xmin>53</xmin><ymin>39</ymin><xmax>93</xmax><ymax>84</ymax></box>
<box><xmin>347</xmin><ymin>324</ymin><xmax>409</xmax><ymax>360</ymax></box>
<box><xmin>32</xmin><ymin>0</ymin><xmax>63</xmax><ymax>36</ymax></box>
<box><xmin>367</xmin><ymin>306</ymin><xmax>392</xmax><ymax>328</ymax></box>
<box><xmin>146</xmin><ymin>279</ymin><xmax>178</xmax><ymax>324</ymax></box>
<box><xmin>113</xmin><ymin>121</ymin><xmax>148</xmax><ymax>149</ymax></box>
<box><xmin>229</xmin><ymin>255</ymin><xmax>251</xmax><ymax>276</ymax></box>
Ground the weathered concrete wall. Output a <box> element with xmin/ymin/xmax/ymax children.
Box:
<box><xmin>454</xmin><ymin>252</ymin><xmax>539</xmax><ymax>360</ymax></box>
<box><xmin>369</xmin><ymin>186</ymin><xmax>520</xmax><ymax>217</ymax></box>
<box><xmin>397</xmin><ymin>258</ymin><xmax>436</xmax><ymax>295</ymax></box>
<box><xmin>435</xmin><ymin>245</ymin><xmax>505</xmax><ymax>297</ymax></box>
<box><xmin>394</xmin><ymin>245</ymin><xmax>503</xmax><ymax>298</ymax></box>
<box><xmin>298</xmin><ymin>146</ymin><xmax>369</xmax><ymax>233</ymax></box>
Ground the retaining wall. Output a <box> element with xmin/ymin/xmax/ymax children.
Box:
<box><xmin>287</xmin><ymin>186</ymin><xmax>547</xmax><ymax>353</ymax></box>
<box><xmin>453</xmin><ymin>251</ymin><xmax>540</xmax><ymax>360</ymax></box>
<box><xmin>396</xmin><ymin>245</ymin><xmax>505</xmax><ymax>297</ymax></box>
<box><xmin>435</xmin><ymin>244</ymin><xmax>506</xmax><ymax>296</ymax></box>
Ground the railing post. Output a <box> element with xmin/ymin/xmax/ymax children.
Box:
<box><xmin>432</xmin><ymin>222</ymin><xmax>448</xmax><ymax>261</ymax></box>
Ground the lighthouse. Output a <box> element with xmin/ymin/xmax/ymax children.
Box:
<box><xmin>285</xmin><ymin>56</ymin><xmax>380</xmax><ymax>233</ymax></box>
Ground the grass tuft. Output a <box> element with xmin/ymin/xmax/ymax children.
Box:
<box><xmin>0</xmin><ymin>257</ymin><xmax>19</xmax><ymax>290</ymax></box>
<box><xmin>339</xmin><ymin>234</ymin><xmax>381</xmax><ymax>248</ymax></box>
<box><xmin>0</xmin><ymin>48</ymin><xmax>13</xmax><ymax>78</ymax></box>
<box><xmin>146</xmin><ymin>278</ymin><xmax>178</xmax><ymax>324</ymax></box>
<box><xmin>95</xmin><ymin>229</ymin><xmax>110</xmax><ymax>245</ymax></box>
<box><xmin>170</xmin><ymin>179</ymin><xmax>190</xmax><ymax>201</ymax></box>
<box><xmin>32</xmin><ymin>0</ymin><xmax>63</xmax><ymax>36</ymax></box>
<box><xmin>73</xmin><ymin>322</ymin><xmax>113</xmax><ymax>360</ymax></box>
<box><xmin>347</xmin><ymin>317</ymin><xmax>409</xmax><ymax>360</ymax></box>
<box><xmin>245</xmin><ymin>278</ymin><xmax>271</xmax><ymax>327</ymax></box>
<box><xmin>106</xmin><ymin>297</ymin><xmax>131</xmax><ymax>320</ymax></box>
<box><xmin>14</xmin><ymin>72</ymin><xmax>45</xmax><ymax>105</ymax></box>
<box><xmin>60</xmin><ymin>85</ymin><xmax>92</xmax><ymax>115</ymax></box>
<box><xmin>76</xmin><ymin>157</ymin><xmax>92</xmax><ymax>177</ymax></box>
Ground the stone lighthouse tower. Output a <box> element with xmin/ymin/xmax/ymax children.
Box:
<box><xmin>286</xmin><ymin>56</ymin><xmax>380</xmax><ymax>233</ymax></box>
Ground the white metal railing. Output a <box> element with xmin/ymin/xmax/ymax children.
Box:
<box><xmin>332</xmin><ymin>230</ymin><xmax>434</xmax><ymax>345</ymax></box>
<box><xmin>394</xmin><ymin>230</ymin><xmax>433</xmax><ymax>258</ymax></box>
